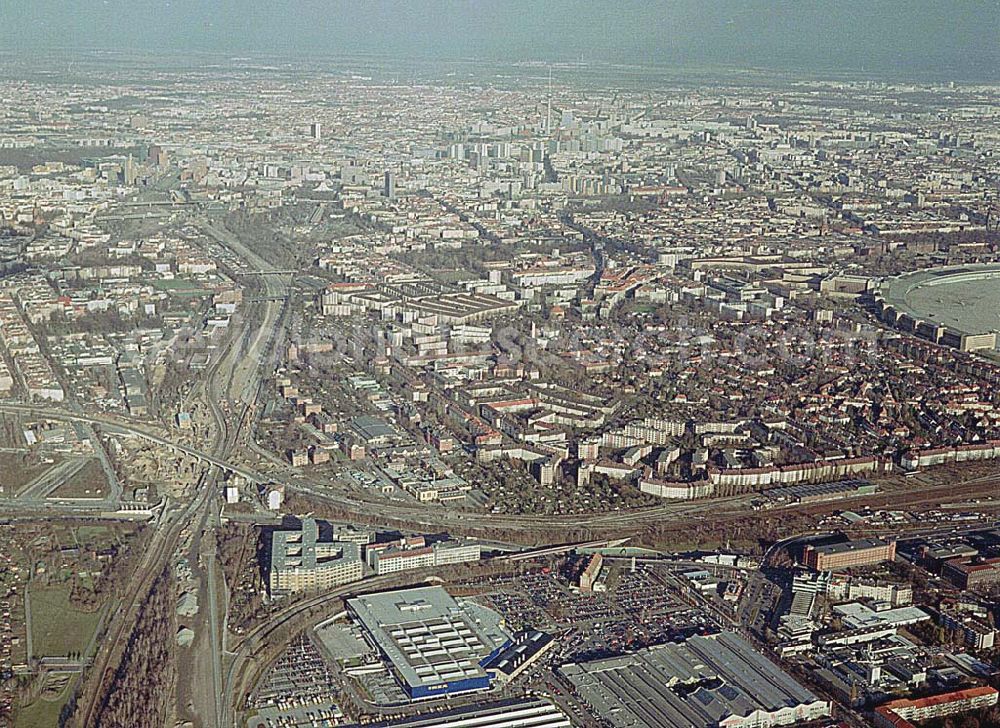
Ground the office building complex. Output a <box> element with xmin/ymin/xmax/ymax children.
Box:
<box><xmin>578</xmin><ymin>553</ymin><xmax>603</xmax><ymax>593</ymax></box>
<box><xmin>370</xmin><ymin>541</ymin><xmax>480</xmax><ymax>575</ymax></box>
<box><xmin>942</xmin><ymin>556</ymin><xmax>1000</xmax><ymax>592</ymax></box>
<box><xmin>268</xmin><ymin>518</ymin><xmax>364</xmax><ymax>594</ymax></box>
<box><xmin>802</xmin><ymin>538</ymin><xmax>896</xmax><ymax>572</ymax></box>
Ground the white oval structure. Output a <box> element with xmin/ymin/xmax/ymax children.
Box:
<box><xmin>874</xmin><ymin>264</ymin><xmax>1000</xmax><ymax>352</ymax></box>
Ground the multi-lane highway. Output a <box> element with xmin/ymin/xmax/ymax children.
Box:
<box><xmin>57</xmin><ymin>213</ymin><xmax>292</xmax><ymax>728</ymax></box>
<box><xmin>190</xmin><ymin>217</ymin><xmax>293</xmax><ymax>728</ymax></box>
<box><xmin>0</xmin><ymin>402</ymin><xmax>265</xmax><ymax>481</ymax></box>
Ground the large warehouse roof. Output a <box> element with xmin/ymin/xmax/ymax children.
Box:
<box><xmin>559</xmin><ymin>631</ymin><xmax>829</xmax><ymax>728</ymax></box>
<box><xmin>368</xmin><ymin>698</ymin><xmax>573</xmax><ymax>728</ymax></box>
<box><xmin>348</xmin><ymin>586</ymin><xmax>509</xmax><ymax>697</ymax></box>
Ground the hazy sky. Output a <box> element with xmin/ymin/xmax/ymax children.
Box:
<box><xmin>1</xmin><ymin>1</ymin><xmax>998</xmax><ymax>79</ymax></box>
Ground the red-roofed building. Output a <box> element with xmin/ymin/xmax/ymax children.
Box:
<box><xmin>942</xmin><ymin>556</ymin><xmax>1000</xmax><ymax>592</ymax></box>
<box><xmin>873</xmin><ymin>687</ymin><xmax>998</xmax><ymax>728</ymax></box>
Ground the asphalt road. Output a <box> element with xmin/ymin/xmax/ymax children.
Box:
<box><xmin>195</xmin><ymin>216</ymin><xmax>292</xmax><ymax>728</ymax></box>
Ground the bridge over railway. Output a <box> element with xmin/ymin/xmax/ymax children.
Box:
<box><xmin>232</xmin><ymin>269</ymin><xmax>297</xmax><ymax>276</ymax></box>
<box><xmin>0</xmin><ymin>403</ymin><xmax>268</xmax><ymax>484</ymax></box>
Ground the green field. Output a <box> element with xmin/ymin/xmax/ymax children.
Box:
<box><xmin>14</xmin><ymin>675</ymin><xmax>75</xmax><ymax>728</ymax></box>
<box><xmin>151</xmin><ymin>278</ymin><xmax>204</xmax><ymax>295</ymax></box>
<box><xmin>75</xmin><ymin>525</ymin><xmax>114</xmax><ymax>548</ymax></box>
<box><xmin>28</xmin><ymin>587</ymin><xmax>103</xmax><ymax>659</ymax></box>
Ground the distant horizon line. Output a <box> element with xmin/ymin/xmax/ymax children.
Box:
<box><xmin>1</xmin><ymin>47</ymin><xmax>996</xmax><ymax>86</ymax></box>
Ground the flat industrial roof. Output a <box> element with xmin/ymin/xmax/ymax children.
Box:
<box><xmin>809</xmin><ymin>537</ymin><xmax>891</xmax><ymax>556</ymax></box>
<box><xmin>347</xmin><ymin>586</ymin><xmax>509</xmax><ymax>691</ymax></box>
<box><xmin>559</xmin><ymin>631</ymin><xmax>826</xmax><ymax>728</ymax></box>
<box><xmin>834</xmin><ymin>602</ymin><xmax>931</xmax><ymax>630</ymax></box>
<box><xmin>351</xmin><ymin>415</ymin><xmax>396</xmax><ymax>441</ymax></box>
<box><xmin>367</xmin><ymin>698</ymin><xmax>573</xmax><ymax>728</ymax></box>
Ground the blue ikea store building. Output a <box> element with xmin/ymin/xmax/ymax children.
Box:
<box><xmin>347</xmin><ymin>586</ymin><xmax>513</xmax><ymax>701</ymax></box>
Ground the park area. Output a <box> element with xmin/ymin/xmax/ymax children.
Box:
<box><xmin>28</xmin><ymin>587</ymin><xmax>104</xmax><ymax>660</ymax></box>
<box><xmin>14</xmin><ymin>673</ymin><xmax>76</xmax><ymax>728</ymax></box>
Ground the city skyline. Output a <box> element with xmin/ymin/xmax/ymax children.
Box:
<box><xmin>1</xmin><ymin>6</ymin><xmax>1000</xmax><ymax>728</ymax></box>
